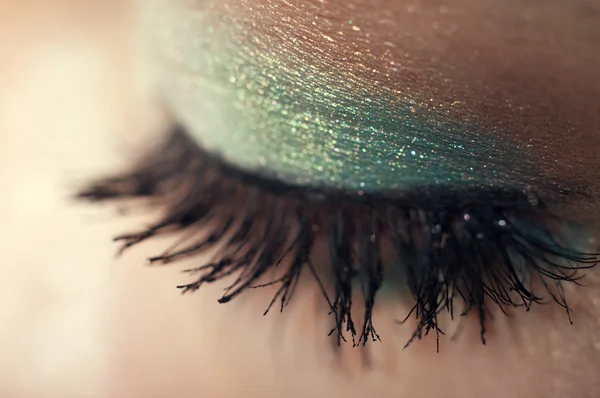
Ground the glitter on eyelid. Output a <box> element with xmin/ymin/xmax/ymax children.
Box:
<box><xmin>149</xmin><ymin>0</ymin><xmax>545</xmax><ymax>193</ymax></box>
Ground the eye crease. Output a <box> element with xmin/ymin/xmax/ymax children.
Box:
<box><xmin>79</xmin><ymin>0</ymin><xmax>600</xmax><ymax>353</ymax></box>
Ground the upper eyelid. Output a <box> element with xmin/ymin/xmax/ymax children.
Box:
<box><xmin>146</xmin><ymin>5</ymin><xmax>600</xmax><ymax>200</ymax></box>
<box><xmin>151</xmin><ymin>7</ymin><xmax>596</xmax><ymax>221</ymax></box>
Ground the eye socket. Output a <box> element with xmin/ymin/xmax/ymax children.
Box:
<box><xmin>78</xmin><ymin>126</ymin><xmax>599</xmax><ymax>350</ymax></box>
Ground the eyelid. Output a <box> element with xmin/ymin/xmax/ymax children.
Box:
<box><xmin>153</xmin><ymin>0</ymin><xmax>586</xmax><ymax>205</ymax></box>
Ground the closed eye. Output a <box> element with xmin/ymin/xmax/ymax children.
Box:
<box><xmin>77</xmin><ymin>0</ymin><xmax>600</xmax><ymax>359</ymax></box>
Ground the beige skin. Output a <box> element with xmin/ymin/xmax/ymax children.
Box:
<box><xmin>1</xmin><ymin>1</ymin><xmax>600</xmax><ymax>397</ymax></box>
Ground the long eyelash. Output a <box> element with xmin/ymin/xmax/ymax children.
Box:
<box><xmin>78</xmin><ymin>126</ymin><xmax>599</xmax><ymax>351</ymax></box>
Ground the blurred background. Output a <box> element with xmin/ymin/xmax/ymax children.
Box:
<box><xmin>0</xmin><ymin>2</ymin><xmax>175</xmax><ymax>396</ymax></box>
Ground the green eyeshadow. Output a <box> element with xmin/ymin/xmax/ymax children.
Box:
<box><xmin>149</xmin><ymin>0</ymin><xmax>541</xmax><ymax>193</ymax></box>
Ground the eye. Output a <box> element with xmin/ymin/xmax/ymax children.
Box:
<box><xmin>79</xmin><ymin>0</ymin><xmax>600</xmax><ymax>350</ymax></box>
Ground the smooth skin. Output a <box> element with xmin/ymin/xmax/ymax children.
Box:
<box><xmin>1</xmin><ymin>1</ymin><xmax>599</xmax><ymax>397</ymax></box>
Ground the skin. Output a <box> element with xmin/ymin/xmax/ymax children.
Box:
<box><xmin>1</xmin><ymin>1</ymin><xmax>599</xmax><ymax>397</ymax></box>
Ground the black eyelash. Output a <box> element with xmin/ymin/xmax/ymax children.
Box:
<box><xmin>78</xmin><ymin>126</ymin><xmax>599</xmax><ymax>351</ymax></box>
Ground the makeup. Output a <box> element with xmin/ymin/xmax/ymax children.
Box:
<box><xmin>148</xmin><ymin>0</ymin><xmax>545</xmax><ymax>194</ymax></box>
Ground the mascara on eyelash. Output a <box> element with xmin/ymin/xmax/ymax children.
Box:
<box><xmin>77</xmin><ymin>126</ymin><xmax>600</xmax><ymax>351</ymax></box>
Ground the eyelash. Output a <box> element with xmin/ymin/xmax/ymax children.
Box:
<box><xmin>78</xmin><ymin>126</ymin><xmax>599</xmax><ymax>351</ymax></box>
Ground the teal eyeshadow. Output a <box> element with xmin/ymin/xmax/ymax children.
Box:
<box><xmin>152</xmin><ymin>2</ymin><xmax>540</xmax><ymax>193</ymax></box>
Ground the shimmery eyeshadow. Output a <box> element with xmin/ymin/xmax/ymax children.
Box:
<box><xmin>148</xmin><ymin>0</ymin><xmax>546</xmax><ymax>193</ymax></box>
